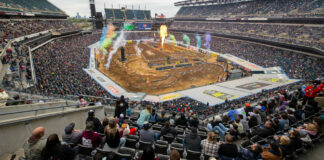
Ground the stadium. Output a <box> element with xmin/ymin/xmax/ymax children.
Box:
<box><xmin>0</xmin><ymin>0</ymin><xmax>324</xmax><ymax>160</ymax></box>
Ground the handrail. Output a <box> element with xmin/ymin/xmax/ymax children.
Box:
<box><xmin>0</xmin><ymin>103</ymin><xmax>81</xmax><ymax>116</ymax></box>
<box><xmin>0</xmin><ymin>98</ymin><xmax>60</xmax><ymax>103</ymax></box>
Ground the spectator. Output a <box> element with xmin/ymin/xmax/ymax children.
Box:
<box><xmin>137</xmin><ymin>106</ymin><xmax>152</xmax><ymax>129</ymax></box>
<box><xmin>207</xmin><ymin>116</ymin><xmax>222</xmax><ymax>132</ymax></box>
<box><xmin>261</xmin><ymin>141</ymin><xmax>282</xmax><ymax>160</ymax></box>
<box><xmin>313</xmin><ymin>117</ymin><xmax>324</xmax><ymax>134</ymax></box>
<box><xmin>81</xmin><ymin>122</ymin><xmax>102</xmax><ymax>148</ymax></box>
<box><xmin>139</xmin><ymin>122</ymin><xmax>155</xmax><ymax>143</ymax></box>
<box><xmin>288</xmin><ymin>129</ymin><xmax>302</xmax><ymax>150</ymax></box>
<box><xmin>275</xmin><ymin>135</ymin><xmax>293</xmax><ymax>157</ymax></box>
<box><xmin>78</xmin><ymin>96</ymin><xmax>87</xmax><ymax>107</ymax></box>
<box><xmin>229</xmin><ymin>124</ymin><xmax>239</xmax><ymax>138</ymax></box>
<box><xmin>104</xmin><ymin>119</ymin><xmax>124</xmax><ymax>151</ymax></box>
<box><xmin>278</xmin><ymin>113</ymin><xmax>289</xmax><ymax>131</ymax></box>
<box><xmin>175</xmin><ymin>113</ymin><xmax>188</xmax><ymax>126</ymax></box>
<box><xmin>119</xmin><ymin>121</ymin><xmax>130</xmax><ymax>138</ymax></box>
<box><xmin>244</xmin><ymin>103</ymin><xmax>253</xmax><ymax>116</ymax></box>
<box><xmin>169</xmin><ymin>112</ymin><xmax>177</xmax><ymax>126</ymax></box>
<box><xmin>40</xmin><ymin>134</ymin><xmax>75</xmax><ymax>160</ymax></box>
<box><xmin>184</xmin><ymin>127</ymin><xmax>201</xmax><ymax>152</ymax></box>
<box><xmin>158</xmin><ymin>111</ymin><xmax>169</xmax><ymax>123</ymax></box>
<box><xmin>0</xmin><ymin>88</ymin><xmax>9</xmax><ymax>107</ymax></box>
<box><xmin>218</xmin><ymin>134</ymin><xmax>238</xmax><ymax>159</ymax></box>
<box><xmin>62</xmin><ymin>122</ymin><xmax>81</xmax><ymax>145</ymax></box>
<box><xmin>160</xmin><ymin>122</ymin><xmax>177</xmax><ymax>138</ymax></box>
<box><xmin>23</xmin><ymin>127</ymin><xmax>46</xmax><ymax>160</ymax></box>
<box><xmin>297</xmin><ymin>123</ymin><xmax>318</xmax><ymax>139</ymax></box>
<box><xmin>115</xmin><ymin>95</ymin><xmax>127</xmax><ymax>118</ymax></box>
<box><xmin>189</xmin><ymin>114</ymin><xmax>199</xmax><ymax>128</ymax></box>
<box><xmin>215</xmin><ymin>123</ymin><xmax>229</xmax><ymax>138</ymax></box>
<box><xmin>238</xmin><ymin>114</ymin><xmax>249</xmax><ymax>134</ymax></box>
<box><xmin>86</xmin><ymin>110</ymin><xmax>104</xmax><ymax>133</ymax></box>
<box><xmin>149</xmin><ymin>109</ymin><xmax>158</xmax><ymax>123</ymax></box>
<box><xmin>201</xmin><ymin>132</ymin><xmax>219</xmax><ymax>158</ymax></box>
<box><xmin>239</xmin><ymin>143</ymin><xmax>262</xmax><ymax>160</ymax></box>
<box><xmin>251</xmin><ymin>121</ymin><xmax>275</xmax><ymax>138</ymax></box>
<box><xmin>170</xmin><ymin>149</ymin><xmax>181</xmax><ymax>160</ymax></box>
<box><xmin>102</xmin><ymin>118</ymin><xmax>109</xmax><ymax>129</ymax></box>
<box><xmin>227</xmin><ymin>107</ymin><xmax>239</xmax><ymax>121</ymax></box>
<box><xmin>126</xmin><ymin>105</ymin><xmax>132</xmax><ymax>117</ymax></box>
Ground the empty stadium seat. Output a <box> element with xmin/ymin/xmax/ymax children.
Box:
<box><xmin>96</xmin><ymin>148</ymin><xmax>115</xmax><ymax>159</ymax></box>
<box><xmin>163</xmin><ymin>135</ymin><xmax>175</xmax><ymax>144</ymax></box>
<box><xmin>138</xmin><ymin>141</ymin><xmax>153</xmax><ymax>150</ymax></box>
<box><xmin>170</xmin><ymin>143</ymin><xmax>184</xmax><ymax>157</ymax></box>
<box><xmin>154</xmin><ymin>143</ymin><xmax>168</xmax><ymax>155</ymax></box>
<box><xmin>125</xmin><ymin>138</ymin><xmax>137</xmax><ymax>148</ymax></box>
<box><xmin>157</xmin><ymin>154</ymin><xmax>170</xmax><ymax>160</ymax></box>
<box><xmin>186</xmin><ymin>150</ymin><xmax>202</xmax><ymax>160</ymax></box>
<box><xmin>78</xmin><ymin>144</ymin><xmax>93</xmax><ymax>156</ymax></box>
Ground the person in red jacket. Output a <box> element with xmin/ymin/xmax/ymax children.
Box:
<box><xmin>303</xmin><ymin>83</ymin><xmax>323</xmax><ymax>105</ymax></box>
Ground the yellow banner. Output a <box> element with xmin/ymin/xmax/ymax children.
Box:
<box><xmin>161</xmin><ymin>94</ymin><xmax>180</xmax><ymax>101</ymax></box>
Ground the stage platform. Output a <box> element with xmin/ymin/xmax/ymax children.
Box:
<box><xmin>84</xmin><ymin>41</ymin><xmax>300</xmax><ymax>106</ymax></box>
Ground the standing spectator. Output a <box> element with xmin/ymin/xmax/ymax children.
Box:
<box><xmin>218</xmin><ymin>134</ymin><xmax>238</xmax><ymax>159</ymax></box>
<box><xmin>81</xmin><ymin>122</ymin><xmax>102</xmax><ymax>148</ymax></box>
<box><xmin>86</xmin><ymin>110</ymin><xmax>104</xmax><ymax>133</ymax></box>
<box><xmin>62</xmin><ymin>122</ymin><xmax>81</xmax><ymax>145</ymax></box>
<box><xmin>41</xmin><ymin>134</ymin><xmax>75</xmax><ymax>160</ymax></box>
<box><xmin>244</xmin><ymin>103</ymin><xmax>253</xmax><ymax>116</ymax></box>
<box><xmin>23</xmin><ymin>127</ymin><xmax>46</xmax><ymax>160</ymax></box>
<box><xmin>189</xmin><ymin>114</ymin><xmax>199</xmax><ymax>128</ymax></box>
<box><xmin>227</xmin><ymin>107</ymin><xmax>239</xmax><ymax>121</ymax></box>
<box><xmin>201</xmin><ymin>132</ymin><xmax>220</xmax><ymax>158</ymax></box>
<box><xmin>115</xmin><ymin>95</ymin><xmax>127</xmax><ymax>118</ymax></box>
<box><xmin>78</xmin><ymin>96</ymin><xmax>87</xmax><ymax>107</ymax></box>
<box><xmin>137</xmin><ymin>106</ymin><xmax>152</xmax><ymax>129</ymax></box>
<box><xmin>184</xmin><ymin>127</ymin><xmax>201</xmax><ymax>152</ymax></box>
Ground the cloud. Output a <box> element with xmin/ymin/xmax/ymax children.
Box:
<box><xmin>49</xmin><ymin>0</ymin><xmax>180</xmax><ymax>18</ymax></box>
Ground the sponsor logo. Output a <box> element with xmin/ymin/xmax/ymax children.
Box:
<box><xmin>236</xmin><ymin>82</ymin><xmax>271</xmax><ymax>90</ymax></box>
<box><xmin>161</xmin><ymin>94</ymin><xmax>180</xmax><ymax>100</ymax></box>
<box><xmin>203</xmin><ymin>90</ymin><xmax>237</xmax><ymax>100</ymax></box>
<box><xmin>108</xmin><ymin>86</ymin><xmax>119</xmax><ymax>93</ymax></box>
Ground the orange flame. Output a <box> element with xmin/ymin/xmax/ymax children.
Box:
<box><xmin>160</xmin><ymin>25</ymin><xmax>168</xmax><ymax>48</ymax></box>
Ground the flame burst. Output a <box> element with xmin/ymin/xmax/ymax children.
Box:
<box><xmin>160</xmin><ymin>25</ymin><xmax>168</xmax><ymax>48</ymax></box>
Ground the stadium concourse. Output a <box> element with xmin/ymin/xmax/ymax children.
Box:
<box><xmin>0</xmin><ymin>0</ymin><xmax>324</xmax><ymax>160</ymax></box>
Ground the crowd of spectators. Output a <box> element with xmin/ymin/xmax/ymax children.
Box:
<box><xmin>170</xmin><ymin>21</ymin><xmax>324</xmax><ymax>50</ymax></box>
<box><xmin>171</xmin><ymin>32</ymin><xmax>324</xmax><ymax>80</ymax></box>
<box><xmin>176</xmin><ymin>0</ymin><xmax>324</xmax><ymax>18</ymax></box>
<box><xmin>20</xmin><ymin>79</ymin><xmax>324</xmax><ymax>160</ymax></box>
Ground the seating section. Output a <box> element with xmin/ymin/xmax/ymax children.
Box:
<box><xmin>170</xmin><ymin>21</ymin><xmax>324</xmax><ymax>50</ymax></box>
<box><xmin>175</xmin><ymin>0</ymin><xmax>324</xmax><ymax>18</ymax></box>
<box><xmin>105</xmin><ymin>8</ymin><xmax>152</xmax><ymax>20</ymax></box>
<box><xmin>0</xmin><ymin>0</ymin><xmax>66</xmax><ymax>17</ymax></box>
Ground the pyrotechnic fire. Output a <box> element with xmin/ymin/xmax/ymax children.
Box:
<box><xmin>160</xmin><ymin>25</ymin><xmax>168</xmax><ymax>48</ymax></box>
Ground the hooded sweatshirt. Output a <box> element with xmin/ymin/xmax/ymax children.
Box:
<box><xmin>184</xmin><ymin>132</ymin><xmax>201</xmax><ymax>152</ymax></box>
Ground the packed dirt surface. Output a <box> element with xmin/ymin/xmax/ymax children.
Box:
<box><xmin>96</xmin><ymin>41</ymin><xmax>230</xmax><ymax>95</ymax></box>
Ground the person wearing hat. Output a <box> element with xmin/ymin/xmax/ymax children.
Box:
<box><xmin>62</xmin><ymin>122</ymin><xmax>81</xmax><ymax>146</ymax></box>
<box><xmin>139</xmin><ymin>122</ymin><xmax>155</xmax><ymax>143</ymax></box>
<box><xmin>81</xmin><ymin>122</ymin><xmax>102</xmax><ymax>148</ymax></box>
<box><xmin>119</xmin><ymin>121</ymin><xmax>130</xmax><ymax>138</ymax></box>
<box><xmin>86</xmin><ymin>110</ymin><xmax>104</xmax><ymax>133</ymax></box>
<box><xmin>244</xmin><ymin>103</ymin><xmax>253</xmax><ymax>117</ymax></box>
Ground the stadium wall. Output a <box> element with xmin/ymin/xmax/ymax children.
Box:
<box><xmin>0</xmin><ymin>105</ymin><xmax>105</xmax><ymax>157</ymax></box>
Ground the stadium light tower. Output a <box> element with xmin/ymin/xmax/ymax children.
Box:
<box><xmin>89</xmin><ymin>0</ymin><xmax>96</xmax><ymax>18</ymax></box>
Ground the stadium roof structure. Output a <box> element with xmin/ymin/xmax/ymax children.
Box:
<box><xmin>104</xmin><ymin>8</ymin><xmax>152</xmax><ymax>21</ymax></box>
<box><xmin>0</xmin><ymin>0</ymin><xmax>67</xmax><ymax>18</ymax></box>
<box><xmin>175</xmin><ymin>0</ymin><xmax>253</xmax><ymax>6</ymax></box>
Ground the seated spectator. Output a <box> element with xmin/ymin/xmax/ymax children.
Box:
<box><xmin>126</xmin><ymin>106</ymin><xmax>132</xmax><ymax>117</ymax></box>
<box><xmin>149</xmin><ymin>109</ymin><xmax>158</xmax><ymax>123</ymax></box>
<box><xmin>95</xmin><ymin>98</ymin><xmax>102</xmax><ymax>106</ymax></box>
<box><xmin>137</xmin><ymin>106</ymin><xmax>152</xmax><ymax>129</ymax></box>
<box><xmin>102</xmin><ymin>118</ymin><xmax>109</xmax><ymax>129</ymax></box>
<box><xmin>201</xmin><ymin>132</ymin><xmax>219</xmax><ymax>158</ymax></box>
<box><xmin>86</xmin><ymin>110</ymin><xmax>104</xmax><ymax>133</ymax></box>
<box><xmin>276</xmin><ymin>135</ymin><xmax>293</xmax><ymax>157</ymax></box>
<box><xmin>297</xmin><ymin>123</ymin><xmax>318</xmax><ymax>139</ymax></box>
<box><xmin>62</xmin><ymin>122</ymin><xmax>81</xmax><ymax>145</ymax></box>
<box><xmin>233</xmin><ymin>118</ymin><xmax>244</xmax><ymax>134</ymax></box>
<box><xmin>78</xmin><ymin>96</ymin><xmax>87</xmax><ymax>107</ymax></box>
<box><xmin>229</xmin><ymin>124</ymin><xmax>239</xmax><ymax>138</ymax></box>
<box><xmin>160</xmin><ymin>122</ymin><xmax>177</xmax><ymax>138</ymax></box>
<box><xmin>239</xmin><ymin>143</ymin><xmax>262</xmax><ymax>160</ymax></box>
<box><xmin>189</xmin><ymin>114</ymin><xmax>199</xmax><ymax>128</ymax></box>
<box><xmin>313</xmin><ymin>117</ymin><xmax>324</xmax><ymax>134</ymax></box>
<box><xmin>207</xmin><ymin>116</ymin><xmax>222</xmax><ymax>132</ymax></box>
<box><xmin>137</xmin><ymin>146</ymin><xmax>158</xmax><ymax>160</ymax></box>
<box><xmin>170</xmin><ymin>149</ymin><xmax>181</xmax><ymax>160</ymax></box>
<box><xmin>184</xmin><ymin>127</ymin><xmax>201</xmax><ymax>152</ymax></box>
<box><xmin>175</xmin><ymin>113</ymin><xmax>188</xmax><ymax>126</ymax></box>
<box><xmin>250</xmin><ymin>109</ymin><xmax>262</xmax><ymax>125</ymax></box>
<box><xmin>41</xmin><ymin>134</ymin><xmax>75</xmax><ymax>160</ymax></box>
<box><xmin>169</xmin><ymin>112</ymin><xmax>177</xmax><ymax>126</ymax></box>
<box><xmin>288</xmin><ymin>129</ymin><xmax>302</xmax><ymax>150</ymax></box>
<box><xmin>238</xmin><ymin>114</ymin><xmax>249</xmax><ymax>133</ymax></box>
<box><xmin>103</xmin><ymin>119</ymin><xmax>124</xmax><ymax>151</ymax></box>
<box><xmin>119</xmin><ymin>122</ymin><xmax>130</xmax><ymax>138</ymax></box>
<box><xmin>227</xmin><ymin>107</ymin><xmax>239</xmax><ymax>121</ymax></box>
<box><xmin>261</xmin><ymin>141</ymin><xmax>282</xmax><ymax>160</ymax></box>
<box><xmin>139</xmin><ymin>122</ymin><xmax>155</xmax><ymax>143</ymax></box>
<box><xmin>251</xmin><ymin>121</ymin><xmax>275</xmax><ymax>138</ymax></box>
<box><xmin>81</xmin><ymin>122</ymin><xmax>102</xmax><ymax>148</ymax></box>
<box><xmin>158</xmin><ymin>111</ymin><xmax>169</xmax><ymax>123</ymax></box>
<box><xmin>218</xmin><ymin>134</ymin><xmax>238</xmax><ymax>159</ymax></box>
<box><xmin>278</xmin><ymin>113</ymin><xmax>289</xmax><ymax>131</ymax></box>
<box><xmin>0</xmin><ymin>88</ymin><xmax>9</xmax><ymax>107</ymax></box>
<box><xmin>23</xmin><ymin>127</ymin><xmax>46</xmax><ymax>160</ymax></box>
<box><xmin>215</xmin><ymin>123</ymin><xmax>229</xmax><ymax>138</ymax></box>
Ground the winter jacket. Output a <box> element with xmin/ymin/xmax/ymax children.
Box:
<box><xmin>23</xmin><ymin>138</ymin><xmax>47</xmax><ymax>160</ymax></box>
<box><xmin>261</xmin><ymin>147</ymin><xmax>282</xmax><ymax>160</ymax></box>
<box><xmin>184</xmin><ymin>133</ymin><xmax>201</xmax><ymax>152</ymax></box>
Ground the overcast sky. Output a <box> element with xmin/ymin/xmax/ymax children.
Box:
<box><xmin>48</xmin><ymin>0</ymin><xmax>180</xmax><ymax>18</ymax></box>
